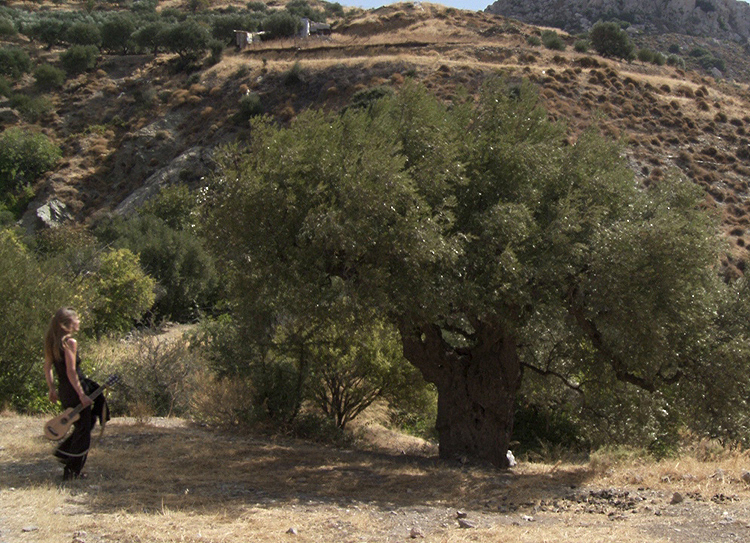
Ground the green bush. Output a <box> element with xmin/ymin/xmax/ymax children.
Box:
<box><xmin>0</xmin><ymin>17</ymin><xmax>16</xmax><ymax>38</ymax></box>
<box><xmin>236</xmin><ymin>92</ymin><xmax>263</xmax><ymax>121</ymax></box>
<box><xmin>541</xmin><ymin>30</ymin><xmax>565</xmax><ymax>51</ymax></box>
<box><xmin>0</xmin><ymin>47</ymin><xmax>30</xmax><ymax>79</ymax></box>
<box><xmin>60</xmin><ymin>44</ymin><xmax>99</xmax><ymax>75</ymax></box>
<box><xmin>85</xmin><ymin>247</ymin><xmax>156</xmax><ymax>336</ymax></box>
<box><xmin>0</xmin><ymin>228</ymin><xmax>70</xmax><ymax>410</ymax></box>
<box><xmin>573</xmin><ymin>39</ymin><xmax>589</xmax><ymax>52</ymax></box>
<box><xmin>8</xmin><ymin>94</ymin><xmax>54</xmax><ymax>123</ymax></box>
<box><xmin>0</xmin><ymin>128</ymin><xmax>61</xmax><ymax>196</ymax></box>
<box><xmin>34</xmin><ymin>63</ymin><xmax>66</xmax><ymax>90</ymax></box>
<box><xmin>697</xmin><ymin>54</ymin><xmax>726</xmax><ymax>72</ymax></box>
<box><xmin>667</xmin><ymin>54</ymin><xmax>685</xmax><ymax>69</ymax></box>
<box><xmin>247</xmin><ymin>1</ymin><xmax>267</xmax><ymax>11</ymax></box>
<box><xmin>526</xmin><ymin>34</ymin><xmax>541</xmax><ymax>46</ymax></box>
<box><xmin>589</xmin><ymin>20</ymin><xmax>634</xmax><ymax>59</ymax></box>
<box><xmin>637</xmin><ymin>48</ymin><xmax>655</xmax><ymax>63</ymax></box>
<box><xmin>95</xmin><ymin>208</ymin><xmax>218</xmax><ymax>323</ymax></box>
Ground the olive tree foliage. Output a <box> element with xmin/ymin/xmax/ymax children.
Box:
<box><xmin>204</xmin><ymin>81</ymin><xmax>738</xmax><ymax>466</ymax></box>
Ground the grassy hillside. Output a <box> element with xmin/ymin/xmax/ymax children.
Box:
<box><xmin>3</xmin><ymin>1</ymin><xmax>748</xmax><ymax>276</ymax></box>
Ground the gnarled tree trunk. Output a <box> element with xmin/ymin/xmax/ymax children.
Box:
<box><xmin>399</xmin><ymin>319</ymin><xmax>522</xmax><ymax>468</ymax></box>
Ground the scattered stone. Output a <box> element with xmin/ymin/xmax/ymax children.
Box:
<box><xmin>670</xmin><ymin>492</ymin><xmax>684</xmax><ymax>505</ymax></box>
<box><xmin>286</xmin><ymin>527</ymin><xmax>298</xmax><ymax>536</ymax></box>
<box><xmin>22</xmin><ymin>526</ymin><xmax>39</xmax><ymax>533</ymax></box>
<box><xmin>521</xmin><ymin>514</ymin><xmax>535</xmax><ymax>522</ymax></box>
<box><xmin>458</xmin><ymin>519</ymin><xmax>476</xmax><ymax>529</ymax></box>
<box><xmin>741</xmin><ymin>470</ymin><xmax>750</xmax><ymax>484</ymax></box>
<box><xmin>409</xmin><ymin>526</ymin><xmax>424</xmax><ymax>538</ymax></box>
<box><xmin>456</xmin><ymin>510</ymin><xmax>467</xmax><ymax>519</ymax></box>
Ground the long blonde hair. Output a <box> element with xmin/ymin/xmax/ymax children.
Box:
<box><xmin>44</xmin><ymin>307</ymin><xmax>78</xmax><ymax>363</ymax></box>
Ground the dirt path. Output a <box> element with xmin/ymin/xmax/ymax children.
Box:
<box><xmin>1</xmin><ymin>414</ymin><xmax>750</xmax><ymax>542</ymax></box>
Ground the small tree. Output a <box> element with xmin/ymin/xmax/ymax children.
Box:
<box><xmin>589</xmin><ymin>21</ymin><xmax>634</xmax><ymax>59</ymax></box>
<box><xmin>159</xmin><ymin>20</ymin><xmax>211</xmax><ymax>59</ymax></box>
<box><xmin>60</xmin><ymin>44</ymin><xmax>99</xmax><ymax>75</ymax></box>
<box><xmin>66</xmin><ymin>22</ymin><xmax>102</xmax><ymax>46</ymax></box>
<box><xmin>101</xmin><ymin>14</ymin><xmax>136</xmax><ymax>54</ymax></box>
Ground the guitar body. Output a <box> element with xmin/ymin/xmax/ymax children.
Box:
<box><xmin>44</xmin><ymin>408</ymin><xmax>80</xmax><ymax>441</ymax></box>
<box><xmin>43</xmin><ymin>374</ymin><xmax>118</xmax><ymax>441</ymax></box>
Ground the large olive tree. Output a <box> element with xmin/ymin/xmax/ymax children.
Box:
<box><xmin>204</xmin><ymin>80</ymin><xmax>732</xmax><ymax>467</ymax></box>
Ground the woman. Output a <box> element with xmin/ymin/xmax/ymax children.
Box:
<box><xmin>44</xmin><ymin>307</ymin><xmax>93</xmax><ymax>480</ymax></box>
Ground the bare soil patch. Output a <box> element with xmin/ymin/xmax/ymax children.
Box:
<box><xmin>2</xmin><ymin>414</ymin><xmax>750</xmax><ymax>542</ymax></box>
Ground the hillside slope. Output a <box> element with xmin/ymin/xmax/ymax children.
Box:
<box><xmin>10</xmin><ymin>1</ymin><xmax>750</xmax><ymax>274</ymax></box>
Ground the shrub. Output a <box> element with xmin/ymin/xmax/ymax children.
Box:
<box><xmin>34</xmin><ymin>63</ymin><xmax>66</xmax><ymax>90</ymax></box>
<box><xmin>94</xmin><ymin>211</ymin><xmax>218</xmax><ymax>323</ymax></box>
<box><xmin>697</xmin><ymin>54</ymin><xmax>726</xmax><ymax>72</ymax></box>
<box><xmin>208</xmin><ymin>39</ymin><xmax>224</xmax><ymax>65</ymax></box>
<box><xmin>667</xmin><ymin>54</ymin><xmax>685</xmax><ymax>69</ymax></box>
<box><xmin>60</xmin><ymin>44</ymin><xmax>99</xmax><ymax>75</ymax></box>
<box><xmin>0</xmin><ymin>229</ymin><xmax>70</xmax><ymax>409</ymax></box>
<box><xmin>85</xmin><ymin>248</ymin><xmax>156</xmax><ymax>336</ymax></box>
<box><xmin>0</xmin><ymin>47</ymin><xmax>30</xmax><ymax>79</ymax></box>
<box><xmin>8</xmin><ymin>94</ymin><xmax>54</xmax><ymax>123</ymax></box>
<box><xmin>0</xmin><ymin>128</ymin><xmax>61</xmax><ymax>196</ymax></box>
<box><xmin>637</xmin><ymin>48</ymin><xmax>655</xmax><ymax>63</ymax></box>
<box><xmin>652</xmin><ymin>52</ymin><xmax>666</xmax><ymax>66</ymax></box>
<box><xmin>0</xmin><ymin>18</ymin><xmax>16</xmax><ymax>38</ymax></box>
<box><xmin>247</xmin><ymin>1</ymin><xmax>267</xmax><ymax>11</ymax></box>
<box><xmin>589</xmin><ymin>21</ymin><xmax>634</xmax><ymax>59</ymax></box>
<box><xmin>541</xmin><ymin>30</ymin><xmax>565</xmax><ymax>51</ymax></box>
<box><xmin>237</xmin><ymin>92</ymin><xmax>263</xmax><ymax>120</ymax></box>
<box><xmin>574</xmin><ymin>39</ymin><xmax>589</xmax><ymax>52</ymax></box>
<box><xmin>526</xmin><ymin>35</ymin><xmax>541</xmax><ymax>46</ymax></box>
<box><xmin>96</xmin><ymin>329</ymin><xmax>203</xmax><ymax>417</ymax></box>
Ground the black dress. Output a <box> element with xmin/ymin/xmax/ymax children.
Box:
<box><xmin>52</xmin><ymin>348</ymin><xmax>99</xmax><ymax>477</ymax></box>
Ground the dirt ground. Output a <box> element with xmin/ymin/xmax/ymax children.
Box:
<box><xmin>2</xmin><ymin>414</ymin><xmax>750</xmax><ymax>543</ymax></box>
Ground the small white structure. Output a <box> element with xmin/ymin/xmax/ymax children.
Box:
<box><xmin>299</xmin><ymin>17</ymin><xmax>331</xmax><ymax>38</ymax></box>
<box><xmin>234</xmin><ymin>30</ymin><xmax>265</xmax><ymax>49</ymax></box>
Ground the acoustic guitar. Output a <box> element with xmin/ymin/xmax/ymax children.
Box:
<box><xmin>43</xmin><ymin>375</ymin><xmax>119</xmax><ymax>441</ymax></box>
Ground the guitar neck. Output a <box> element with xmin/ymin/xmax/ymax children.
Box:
<box><xmin>68</xmin><ymin>383</ymin><xmax>107</xmax><ymax>418</ymax></box>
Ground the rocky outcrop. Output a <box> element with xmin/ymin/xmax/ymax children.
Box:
<box><xmin>486</xmin><ymin>0</ymin><xmax>750</xmax><ymax>43</ymax></box>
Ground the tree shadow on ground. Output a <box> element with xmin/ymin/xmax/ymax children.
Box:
<box><xmin>2</xmin><ymin>418</ymin><xmax>595</xmax><ymax>516</ymax></box>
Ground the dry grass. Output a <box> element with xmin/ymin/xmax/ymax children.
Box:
<box><xmin>3</xmin><ymin>413</ymin><xmax>750</xmax><ymax>543</ymax></box>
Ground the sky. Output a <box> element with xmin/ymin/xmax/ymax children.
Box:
<box><xmin>337</xmin><ymin>1</ymin><xmax>492</xmax><ymax>11</ymax></box>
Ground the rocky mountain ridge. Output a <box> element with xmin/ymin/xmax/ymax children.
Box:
<box><xmin>487</xmin><ymin>0</ymin><xmax>750</xmax><ymax>44</ymax></box>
